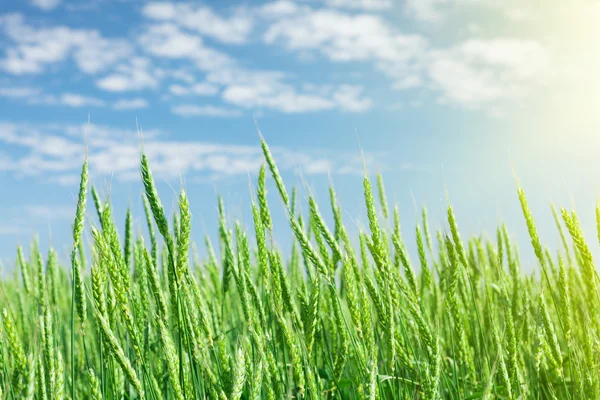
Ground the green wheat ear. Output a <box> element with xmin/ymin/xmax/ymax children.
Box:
<box><xmin>260</xmin><ymin>136</ymin><xmax>329</xmax><ymax>282</ymax></box>
<box><xmin>230</xmin><ymin>344</ymin><xmax>247</xmax><ymax>400</ymax></box>
<box><xmin>70</xmin><ymin>157</ymin><xmax>88</xmax><ymax>400</ymax></box>
<box><xmin>157</xmin><ymin>318</ymin><xmax>185</xmax><ymax>400</ymax></box>
<box><xmin>258</xmin><ymin>164</ymin><xmax>273</xmax><ymax>231</ymax></box>
<box><xmin>376</xmin><ymin>173</ymin><xmax>389</xmax><ymax>219</ymax></box>
<box><xmin>16</xmin><ymin>245</ymin><xmax>31</xmax><ymax>295</ymax></box>
<box><xmin>94</xmin><ymin>308</ymin><xmax>145</xmax><ymax>399</ymax></box>
<box><xmin>72</xmin><ymin>158</ymin><xmax>88</xmax><ymax>326</ymax></box>
<box><xmin>260</xmin><ymin>135</ymin><xmax>289</xmax><ymax>207</ymax></box>
<box><xmin>176</xmin><ymin>189</ymin><xmax>192</xmax><ymax>277</ymax></box>
<box><xmin>140</xmin><ymin>153</ymin><xmax>170</xmax><ymax>240</ymax></box>
<box><xmin>124</xmin><ymin>208</ymin><xmax>133</xmax><ymax>267</ymax></box>
<box><xmin>517</xmin><ymin>187</ymin><xmax>546</xmax><ymax>271</ymax></box>
<box><xmin>87</xmin><ymin>368</ymin><xmax>102</xmax><ymax>400</ymax></box>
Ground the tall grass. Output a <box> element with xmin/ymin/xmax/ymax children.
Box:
<box><xmin>0</xmin><ymin>138</ymin><xmax>598</xmax><ymax>399</ymax></box>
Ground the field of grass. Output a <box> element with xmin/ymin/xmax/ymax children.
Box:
<box><xmin>0</xmin><ymin>138</ymin><xmax>597</xmax><ymax>399</ymax></box>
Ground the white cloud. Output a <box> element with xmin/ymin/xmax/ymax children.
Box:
<box><xmin>403</xmin><ymin>0</ymin><xmax>500</xmax><ymax>22</ymax></box>
<box><xmin>171</xmin><ymin>69</ymin><xmax>196</xmax><ymax>84</ymax></box>
<box><xmin>171</xmin><ymin>104</ymin><xmax>242</xmax><ymax>117</ymax></box>
<box><xmin>261</xmin><ymin>4</ymin><xmax>555</xmax><ymax>114</ymax></box>
<box><xmin>0</xmin><ymin>87</ymin><xmax>105</xmax><ymax>107</ymax></box>
<box><xmin>0</xmin><ymin>86</ymin><xmax>40</xmax><ymax>98</ymax></box>
<box><xmin>136</xmin><ymin>8</ymin><xmax>378</xmax><ymax>115</ymax></box>
<box><xmin>59</xmin><ymin>93</ymin><xmax>105</xmax><ymax>107</ymax></box>
<box><xmin>259</xmin><ymin>1</ymin><xmax>301</xmax><ymax>18</ymax></box>
<box><xmin>207</xmin><ymin>67</ymin><xmax>366</xmax><ymax>113</ymax></box>
<box><xmin>73</xmin><ymin>34</ymin><xmax>132</xmax><ymax>74</ymax></box>
<box><xmin>0</xmin><ymin>0</ymin><xmax>564</xmax><ymax>118</ymax></box>
<box><xmin>221</xmin><ymin>76</ymin><xmax>373</xmax><ymax>113</ymax></box>
<box><xmin>30</xmin><ymin>0</ymin><xmax>61</xmax><ymax>10</ymax></box>
<box><xmin>136</xmin><ymin>16</ymin><xmax>371</xmax><ymax>114</ymax></box>
<box><xmin>138</xmin><ymin>23</ymin><xmax>233</xmax><ymax>71</ymax></box>
<box><xmin>332</xmin><ymin>85</ymin><xmax>373</xmax><ymax>112</ymax></box>
<box><xmin>142</xmin><ymin>2</ymin><xmax>254</xmax><ymax>44</ymax></box>
<box><xmin>206</xmin><ymin>68</ymin><xmax>287</xmax><ymax>87</ymax></box>
<box><xmin>0</xmin><ymin>13</ymin><xmax>131</xmax><ymax>75</ymax></box>
<box><xmin>139</xmin><ymin>24</ymin><xmax>204</xmax><ymax>58</ymax></box>
<box><xmin>224</xmin><ymin>83</ymin><xmax>335</xmax><ymax>112</ymax></box>
<box><xmin>403</xmin><ymin>0</ymin><xmax>530</xmax><ymax>23</ymax></box>
<box><xmin>112</xmin><ymin>98</ymin><xmax>149</xmax><ymax>110</ymax></box>
<box><xmin>96</xmin><ymin>58</ymin><xmax>159</xmax><ymax>92</ymax></box>
<box><xmin>168</xmin><ymin>82</ymin><xmax>219</xmax><ymax>96</ymax></box>
<box><xmin>0</xmin><ymin>121</ymin><xmax>366</xmax><ymax>183</ymax></box>
<box><xmin>0</xmin><ymin>123</ymin><xmax>84</xmax><ymax>178</ymax></box>
<box><xmin>426</xmin><ymin>38</ymin><xmax>551</xmax><ymax>110</ymax></box>
<box><xmin>325</xmin><ymin>0</ymin><xmax>393</xmax><ymax>10</ymax></box>
<box><xmin>404</xmin><ymin>0</ymin><xmax>447</xmax><ymax>22</ymax></box>
<box><xmin>264</xmin><ymin>10</ymin><xmax>428</xmax><ymax>63</ymax></box>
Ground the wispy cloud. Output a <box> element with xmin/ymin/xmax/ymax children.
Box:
<box><xmin>222</xmin><ymin>82</ymin><xmax>373</xmax><ymax>113</ymax></box>
<box><xmin>96</xmin><ymin>57</ymin><xmax>159</xmax><ymax>92</ymax></box>
<box><xmin>171</xmin><ymin>104</ymin><xmax>242</xmax><ymax>117</ymax></box>
<box><xmin>261</xmin><ymin>3</ymin><xmax>553</xmax><ymax>114</ymax></box>
<box><xmin>168</xmin><ymin>83</ymin><xmax>219</xmax><ymax>96</ymax></box>
<box><xmin>137</xmin><ymin>23</ymin><xmax>234</xmax><ymax>72</ymax></box>
<box><xmin>0</xmin><ymin>121</ymin><xmax>374</xmax><ymax>184</ymax></box>
<box><xmin>59</xmin><ymin>93</ymin><xmax>105</xmax><ymax>107</ymax></box>
<box><xmin>262</xmin><ymin>7</ymin><xmax>428</xmax><ymax>93</ymax></box>
<box><xmin>136</xmin><ymin>12</ymin><xmax>374</xmax><ymax>114</ymax></box>
<box><xmin>263</xmin><ymin>9</ymin><xmax>428</xmax><ymax>63</ymax></box>
<box><xmin>0</xmin><ymin>0</ymin><xmax>567</xmax><ymax>117</ymax></box>
<box><xmin>258</xmin><ymin>1</ymin><xmax>301</xmax><ymax>18</ymax></box>
<box><xmin>404</xmin><ymin>0</ymin><xmax>446</xmax><ymax>22</ymax></box>
<box><xmin>141</xmin><ymin>2</ymin><xmax>254</xmax><ymax>44</ymax></box>
<box><xmin>0</xmin><ymin>86</ymin><xmax>40</xmax><ymax>99</ymax></box>
<box><xmin>325</xmin><ymin>0</ymin><xmax>393</xmax><ymax>11</ymax></box>
<box><xmin>0</xmin><ymin>13</ymin><xmax>131</xmax><ymax>75</ymax></box>
<box><xmin>112</xmin><ymin>98</ymin><xmax>149</xmax><ymax>110</ymax></box>
<box><xmin>332</xmin><ymin>85</ymin><xmax>374</xmax><ymax>112</ymax></box>
<box><xmin>30</xmin><ymin>0</ymin><xmax>61</xmax><ymax>11</ymax></box>
<box><xmin>0</xmin><ymin>86</ymin><xmax>105</xmax><ymax>107</ymax></box>
<box><xmin>402</xmin><ymin>0</ymin><xmax>536</xmax><ymax>23</ymax></box>
<box><xmin>425</xmin><ymin>38</ymin><xmax>551</xmax><ymax>111</ymax></box>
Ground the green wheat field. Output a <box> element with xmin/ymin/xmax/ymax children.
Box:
<box><xmin>0</xmin><ymin>138</ymin><xmax>597</xmax><ymax>399</ymax></box>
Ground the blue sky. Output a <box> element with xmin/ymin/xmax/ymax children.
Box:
<box><xmin>0</xmin><ymin>0</ymin><xmax>599</xmax><ymax>269</ymax></box>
